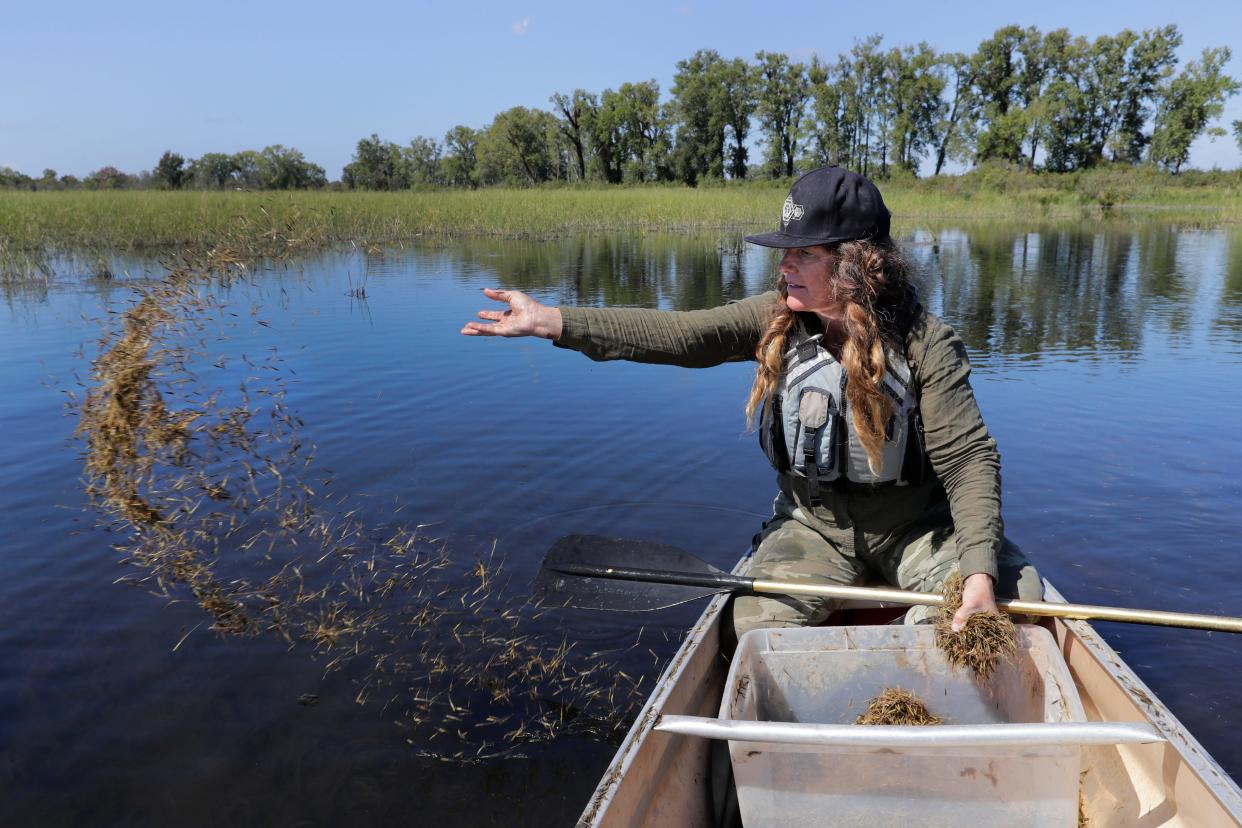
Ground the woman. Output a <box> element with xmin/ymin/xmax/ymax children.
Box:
<box><xmin>461</xmin><ymin>166</ymin><xmax>1042</xmax><ymax>643</ymax></box>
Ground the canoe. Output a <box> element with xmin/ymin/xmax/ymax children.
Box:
<box><xmin>576</xmin><ymin>556</ymin><xmax>1242</xmax><ymax>827</ymax></box>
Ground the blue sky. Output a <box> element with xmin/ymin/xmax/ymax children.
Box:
<box><xmin>3</xmin><ymin>0</ymin><xmax>1240</xmax><ymax>178</ymax></box>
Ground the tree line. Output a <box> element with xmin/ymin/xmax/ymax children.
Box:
<box><xmin>3</xmin><ymin>24</ymin><xmax>1239</xmax><ymax>192</ymax></box>
<box><xmin>0</xmin><ymin>145</ymin><xmax>327</xmax><ymax>191</ymax></box>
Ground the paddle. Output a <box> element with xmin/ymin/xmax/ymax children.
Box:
<box><xmin>533</xmin><ymin>534</ymin><xmax>1242</xmax><ymax>633</ymax></box>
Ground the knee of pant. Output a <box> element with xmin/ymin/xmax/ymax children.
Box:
<box><xmin>1001</xmin><ymin>561</ymin><xmax>1043</xmax><ymax>604</ymax></box>
<box><xmin>750</xmin><ymin>539</ymin><xmax>821</xmax><ymax>578</ymax></box>
<box><xmin>724</xmin><ymin>594</ymin><xmax>808</xmax><ymax>654</ymax></box>
<box><xmin>1016</xmin><ymin>565</ymin><xmax>1043</xmax><ymax>603</ymax></box>
<box><xmin>999</xmin><ymin>562</ymin><xmax>1043</xmax><ymax>625</ymax></box>
<box><xmin>903</xmin><ymin>604</ymin><xmax>938</xmax><ymax>626</ymax></box>
<box><xmin>996</xmin><ymin>541</ymin><xmax>1044</xmax><ymax>604</ymax></box>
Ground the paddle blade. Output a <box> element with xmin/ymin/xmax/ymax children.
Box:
<box><xmin>533</xmin><ymin>534</ymin><xmax>729</xmax><ymax>612</ymax></box>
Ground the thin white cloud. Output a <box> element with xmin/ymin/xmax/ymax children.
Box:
<box><xmin>512</xmin><ymin>17</ymin><xmax>530</xmax><ymax>36</ymax></box>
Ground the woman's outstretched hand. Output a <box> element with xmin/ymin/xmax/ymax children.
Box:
<box><xmin>460</xmin><ymin>288</ymin><xmax>563</xmax><ymax>340</ymax></box>
<box><xmin>952</xmin><ymin>573</ymin><xmax>999</xmax><ymax>632</ymax></box>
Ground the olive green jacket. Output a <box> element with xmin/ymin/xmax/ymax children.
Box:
<box><xmin>554</xmin><ymin>292</ymin><xmax>1003</xmax><ymax>582</ymax></box>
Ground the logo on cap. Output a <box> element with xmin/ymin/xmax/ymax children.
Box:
<box><xmin>781</xmin><ymin>196</ymin><xmax>805</xmax><ymax>225</ymax></box>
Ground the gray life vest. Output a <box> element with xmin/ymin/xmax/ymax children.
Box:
<box><xmin>759</xmin><ymin>330</ymin><xmax>929</xmax><ymax>501</ymax></box>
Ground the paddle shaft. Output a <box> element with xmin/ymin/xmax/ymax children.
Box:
<box><xmin>751</xmin><ymin>579</ymin><xmax>1242</xmax><ymax>633</ymax></box>
<box><xmin>549</xmin><ymin>561</ymin><xmax>1242</xmax><ymax>633</ymax></box>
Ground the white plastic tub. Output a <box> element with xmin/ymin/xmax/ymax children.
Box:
<box><xmin>721</xmin><ymin>625</ymin><xmax>1086</xmax><ymax>828</ymax></box>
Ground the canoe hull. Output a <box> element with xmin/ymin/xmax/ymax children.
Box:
<box><xmin>579</xmin><ymin>573</ymin><xmax>1242</xmax><ymax>828</ymax></box>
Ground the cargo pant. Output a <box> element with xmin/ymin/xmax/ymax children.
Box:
<box><xmin>727</xmin><ymin>492</ymin><xmax>1043</xmax><ymax>648</ymax></box>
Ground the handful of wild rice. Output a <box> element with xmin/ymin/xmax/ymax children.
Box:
<box><xmin>934</xmin><ymin>572</ymin><xmax>1017</xmax><ymax>679</ymax></box>
<box><xmin>855</xmin><ymin>686</ymin><xmax>944</xmax><ymax>725</ymax></box>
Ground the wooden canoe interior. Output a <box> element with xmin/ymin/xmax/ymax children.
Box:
<box><xmin>579</xmin><ymin>579</ymin><xmax>1242</xmax><ymax>827</ymax></box>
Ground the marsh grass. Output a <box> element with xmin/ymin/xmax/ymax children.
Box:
<box><xmin>73</xmin><ymin>229</ymin><xmax>647</xmax><ymax>760</ymax></box>
<box><xmin>5</xmin><ymin>171</ymin><xmax>1242</xmax><ymax>282</ymax></box>
<box><xmin>855</xmin><ymin>686</ymin><xmax>944</xmax><ymax>725</ymax></box>
<box><xmin>933</xmin><ymin>572</ymin><xmax>1018</xmax><ymax>680</ymax></box>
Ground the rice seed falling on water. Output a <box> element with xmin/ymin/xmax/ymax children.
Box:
<box><xmin>855</xmin><ymin>687</ymin><xmax>943</xmax><ymax>725</ymax></box>
<box><xmin>74</xmin><ymin>238</ymin><xmax>654</xmax><ymax>762</ymax></box>
<box><xmin>934</xmin><ymin>572</ymin><xmax>1017</xmax><ymax>680</ymax></box>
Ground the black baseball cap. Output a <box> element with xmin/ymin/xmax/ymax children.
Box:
<box><xmin>744</xmin><ymin>165</ymin><xmax>891</xmax><ymax>248</ymax></box>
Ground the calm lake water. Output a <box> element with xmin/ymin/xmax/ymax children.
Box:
<box><xmin>3</xmin><ymin>224</ymin><xmax>1242</xmax><ymax>826</ymax></box>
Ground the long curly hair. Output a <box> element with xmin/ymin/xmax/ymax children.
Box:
<box><xmin>745</xmin><ymin>238</ymin><xmax>917</xmax><ymax>474</ymax></box>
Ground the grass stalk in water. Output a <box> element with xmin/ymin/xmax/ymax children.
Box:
<box><xmin>934</xmin><ymin>572</ymin><xmax>1017</xmax><ymax>680</ymax></box>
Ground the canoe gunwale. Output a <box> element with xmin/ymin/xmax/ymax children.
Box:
<box><xmin>1043</xmin><ymin>580</ymin><xmax>1242</xmax><ymax>821</ymax></box>
<box><xmin>576</xmin><ymin>553</ymin><xmax>749</xmax><ymax>827</ymax></box>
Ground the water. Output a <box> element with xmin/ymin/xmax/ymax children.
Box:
<box><xmin>3</xmin><ymin>225</ymin><xmax>1242</xmax><ymax>825</ymax></box>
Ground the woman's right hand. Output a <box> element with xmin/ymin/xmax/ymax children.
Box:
<box><xmin>460</xmin><ymin>288</ymin><xmax>563</xmax><ymax>340</ymax></box>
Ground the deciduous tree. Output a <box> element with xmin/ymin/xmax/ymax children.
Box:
<box><xmin>1150</xmin><ymin>47</ymin><xmax>1240</xmax><ymax>173</ymax></box>
<box><xmin>670</xmin><ymin>49</ymin><xmax>727</xmax><ymax>185</ymax></box>
<box><xmin>231</xmin><ymin>151</ymin><xmax>263</xmax><ymax>189</ymax></box>
<box><xmin>587</xmin><ymin>90</ymin><xmax>625</xmax><ymax>184</ymax></box>
<box><xmin>154</xmin><ymin>151</ymin><xmax>188</xmax><ymax>189</ymax></box>
<box><xmin>971</xmin><ymin>25</ymin><xmax>1030</xmax><ymax>165</ymax></box>
<box><xmin>807</xmin><ymin>56</ymin><xmax>847</xmax><ymax>167</ymax></box>
<box><xmin>1113</xmin><ymin>25</ymin><xmax>1182</xmax><ymax>163</ymax></box>
<box><xmin>476</xmin><ymin>107</ymin><xmax>564</xmax><ymax>186</ymax></box>
<box><xmin>257</xmin><ymin>146</ymin><xmax>325</xmax><ymax>189</ymax></box>
<box><xmin>85</xmin><ymin>166</ymin><xmax>132</xmax><ymax>189</ymax></box>
<box><xmin>754</xmin><ymin>51</ymin><xmax>810</xmax><ymax>178</ymax></box>
<box><xmin>404</xmin><ymin>136</ymin><xmax>442</xmax><ymax>186</ymax></box>
<box><xmin>550</xmin><ymin>90</ymin><xmax>596</xmax><ymax>182</ymax></box>
<box><xmin>886</xmin><ymin>42</ymin><xmax>946</xmax><ymax>175</ymax></box>
<box><xmin>0</xmin><ymin>167</ymin><xmax>34</xmax><ymax>189</ymax></box>
<box><xmin>190</xmin><ymin>153</ymin><xmax>240</xmax><ymax>188</ymax></box>
<box><xmin>1037</xmin><ymin>31</ymin><xmax>1090</xmax><ymax>172</ymax></box>
<box><xmin>931</xmin><ymin>52</ymin><xmax>977</xmax><ymax>175</ymax></box>
<box><xmin>719</xmin><ymin>58</ymin><xmax>756</xmax><ymax>179</ymax></box>
<box><xmin>593</xmin><ymin>81</ymin><xmax>671</xmax><ymax>183</ymax></box>
<box><xmin>441</xmin><ymin>126</ymin><xmax>479</xmax><ymax>189</ymax></box>
<box><xmin>343</xmin><ymin>134</ymin><xmax>408</xmax><ymax>190</ymax></box>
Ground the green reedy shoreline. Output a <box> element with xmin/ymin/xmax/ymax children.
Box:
<box><xmin>4</xmin><ymin>172</ymin><xmax>1241</xmax><ymax>281</ymax></box>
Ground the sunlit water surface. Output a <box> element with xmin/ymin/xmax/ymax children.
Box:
<box><xmin>3</xmin><ymin>225</ymin><xmax>1242</xmax><ymax>825</ymax></box>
